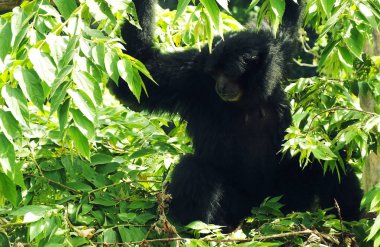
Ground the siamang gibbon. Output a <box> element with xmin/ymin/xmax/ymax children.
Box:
<box><xmin>108</xmin><ymin>0</ymin><xmax>363</xmax><ymax>229</ymax></box>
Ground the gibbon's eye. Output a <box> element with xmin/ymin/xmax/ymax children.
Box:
<box><xmin>243</xmin><ymin>55</ymin><xmax>259</xmax><ymax>65</ymax></box>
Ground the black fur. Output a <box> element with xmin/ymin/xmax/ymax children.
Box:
<box><xmin>108</xmin><ymin>0</ymin><xmax>363</xmax><ymax>228</ymax></box>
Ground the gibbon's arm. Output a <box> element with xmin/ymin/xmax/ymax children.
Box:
<box><xmin>108</xmin><ymin>0</ymin><xmax>211</xmax><ymax>114</ymax></box>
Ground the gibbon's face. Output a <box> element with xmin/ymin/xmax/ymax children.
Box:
<box><xmin>204</xmin><ymin>31</ymin><xmax>278</xmax><ymax>103</ymax></box>
<box><xmin>211</xmin><ymin>52</ymin><xmax>262</xmax><ymax>102</ymax></box>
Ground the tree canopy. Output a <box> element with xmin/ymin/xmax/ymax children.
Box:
<box><xmin>0</xmin><ymin>0</ymin><xmax>380</xmax><ymax>246</ymax></box>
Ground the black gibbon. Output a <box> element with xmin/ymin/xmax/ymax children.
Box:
<box><xmin>108</xmin><ymin>0</ymin><xmax>362</xmax><ymax>229</ymax></box>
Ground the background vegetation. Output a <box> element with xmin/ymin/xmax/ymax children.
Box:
<box><xmin>0</xmin><ymin>0</ymin><xmax>379</xmax><ymax>246</ymax></box>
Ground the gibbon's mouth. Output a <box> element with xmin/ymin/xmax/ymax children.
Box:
<box><xmin>217</xmin><ymin>92</ymin><xmax>242</xmax><ymax>102</ymax></box>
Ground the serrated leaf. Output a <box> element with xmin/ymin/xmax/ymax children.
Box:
<box><xmin>343</xmin><ymin>26</ymin><xmax>364</xmax><ymax>60</ymax></box>
<box><xmin>91</xmin><ymin>43</ymin><xmax>105</xmax><ymax>69</ymax></box>
<box><xmin>68</xmin><ymin>126</ymin><xmax>90</xmax><ymax>159</ymax></box>
<box><xmin>11</xmin><ymin>7</ymin><xmax>25</xmax><ymax>47</ymax></box>
<box><xmin>46</xmin><ymin>34</ymin><xmax>68</xmax><ymax>66</ymax></box>
<box><xmin>70</xmin><ymin>108</ymin><xmax>95</xmax><ymax>140</ymax></box>
<box><xmin>174</xmin><ymin>0</ymin><xmax>191</xmax><ymax>22</ymax></box>
<box><xmin>0</xmin><ymin>173</ymin><xmax>17</xmax><ymax>206</ymax></box>
<box><xmin>72</xmin><ymin>71</ymin><xmax>102</xmax><ymax>106</ymax></box>
<box><xmin>319</xmin><ymin>40</ymin><xmax>338</xmax><ymax>69</ymax></box>
<box><xmin>118</xmin><ymin>58</ymin><xmax>142</xmax><ymax>101</ymax></box>
<box><xmin>59</xmin><ymin>35</ymin><xmax>79</xmax><ymax>68</ymax></box>
<box><xmin>105</xmin><ymin>51</ymin><xmax>119</xmax><ymax>83</ymax></box>
<box><xmin>0</xmin><ymin>110</ymin><xmax>21</xmax><ymax>141</ymax></box>
<box><xmin>248</xmin><ymin>0</ymin><xmax>260</xmax><ymax>11</ymax></box>
<box><xmin>13</xmin><ymin>66</ymin><xmax>44</xmax><ymax>111</ymax></box>
<box><xmin>216</xmin><ymin>0</ymin><xmax>230</xmax><ymax>13</ymax></box>
<box><xmin>28</xmin><ymin>48</ymin><xmax>57</xmax><ymax>86</ymax></box>
<box><xmin>199</xmin><ymin>0</ymin><xmax>221</xmax><ymax>33</ymax></box>
<box><xmin>50</xmin><ymin>81</ymin><xmax>70</xmax><ymax>115</ymax></box>
<box><xmin>1</xmin><ymin>85</ymin><xmax>29</xmax><ymax>127</ymax></box>
<box><xmin>368</xmin><ymin>214</ymin><xmax>380</xmax><ymax>239</ymax></box>
<box><xmin>29</xmin><ymin>219</ymin><xmax>45</xmax><ymax>242</ymax></box>
<box><xmin>86</xmin><ymin>0</ymin><xmax>116</xmax><ymax>23</ymax></box>
<box><xmin>90</xmin><ymin>197</ymin><xmax>115</xmax><ymax>206</ymax></box>
<box><xmin>10</xmin><ymin>205</ymin><xmax>52</xmax><ymax>222</ymax></box>
<box><xmin>270</xmin><ymin>0</ymin><xmax>285</xmax><ymax>18</ymax></box>
<box><xmin>53</xmin><ymin>0</ymin><xmax>77</xmax><ymax>20</ymax></box>
<box><xmin>270</xmin><ymin>0</ymin><xmax>285</xmax><ymax>34</ymax></box>
<box><xmin>58</xmin><ymin>98</ymin><xmax>70</xmax><ymax>133</ymax></box>
<box><xmin>186</xmin><ymin>221</ymin><xmax>208</xmax><ymax>230</ymax></box>
<box><xmin>319</xmin><ymin>0</ymin><xmax>334</xmax><ymax>17</ymax></box>
<box><xmin>338</xmin><ymin>46</ymin><xmax>353</xmax><ymax>69</ymax></box>
<box><xmin>0</xmin><ymin>133</ymin><xmax>15</xmax><ymax>180</ymax></box>
<box><xmin>0</xmin><ymin>21</ymin><xmax>12</xmax><ymax>61</ymax></box>
<box><xmin>67</xmin><ymin>89</ymin><xmax>96</xmax><ymax>122</ymax></box>
<box><xmin>311</xmin><ymin>142</ymin><xmax>337</xmax><ymax>160</ymax></box>
<box><xmin>0</xmin><ymin>232</ymin><xmax>10</xmax><ymax>247</ymax></box>
<box><xmin>358</xmin><ymin>3</ymin><xmax>378</xmax><ymax>29</ymax></box>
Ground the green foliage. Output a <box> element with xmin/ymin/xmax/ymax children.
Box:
<box><xmin>0</xmin><ymin>0</ymin><xmax>379</xmax><ymax>246</ymax></box>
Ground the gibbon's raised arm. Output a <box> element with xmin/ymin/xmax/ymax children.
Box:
<box><xmin>107</xmin><ymin>0</ymin><xmax>212</xmax><ymax>115</ymax></box>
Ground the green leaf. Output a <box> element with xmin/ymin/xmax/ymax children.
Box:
<box><xmin>13</xmin><ymin>66</ymin><xmax>45</xmax><ymax>111</ymax></box>
<box><xmin>58</xmin><ymin>98</ymin><xmax>70</xmax><ymax>133</ymax></box>
<box><xmin>103</xmin><ymin>229</ymin><xmax>117</xmax><ymax>243</ymax></box>
<box><xmin>199</xmin><ymin>0</ymin><xmax>221</xmax><ymax>33</ymax></box>
<box><xmin>67</xmin><ymin>89</ymin><xmax>96</xmax><ymax>122</ymax></box>
<box><xmin>118</xmin><ymin>58</ymin><xmax>142</xmax><ymax>101</ymax></box>
<box><xmin>104</xmin><ymin>51</ymin><xmax>119</xmax><ymax>83</ymax></box>
<box><xmin>91</xmin><ymin>43</ymin><xmax>105</xmax><ymax>69</ymax></box>
<box><xmin>368</xmin><ymin>214</ymin><xmax>380</xmax><ymax>240</ymax></box>
<box><xmin>118</xmin><ymin>213</ymin><xmax>136</xmax><ymax>222</ymax></box>
<box><xmin>1</xmin><ymin>85</ymin><xmax>29</xmax><ymax>127</ymax></box>
<box><xmin>0</xmin><ymin>232</ymin><xmax>10</xmax><ymax>247</ymax></box>
<box><xmin>86</xmin><ymin>0</ymin><xmax>116</xmax><ymax>23</ymax></box>
<box><xmin>72</xmin><ymin>71</ymin><xmax>102</xmax><ymax>106</ymax></box>
<box><xmin>0</xmin><ymin>173</ymin><xmax>17</xmax><ymax>206</ymax></box>
<box><xmin>11</xmin><ymin>7</ymin><xmax>26</xmax><ymax>47</ymax></box>
<box><xmin>270</xmin><ymin>0</ymin><xmax>285</xmax><ymax>34</ymax></box>
<box><xmin>53</xmin><ymin>0</ymin><xmax>77</xmax><ymax>20</ymax></box>
<box><xmin>0</xmin><ymin>20</ymin><xmax>12</xmax><ymax>61</ymax></box>
<box><xmin>186</xmin><ymin>221</ymin><xmax>208</xmax><ymax>230</ymax></box>
<box><xmin>127</xmin><ymin>200</ymin><xmax>155</xmax><ymax>209</ymax></box>
<box><xmin>270</xmin><ymin>0</ymin><xmax>285</xmax><ymax>18</ymax></box>
<box><xmin>311</xmin><ymin>142</ymin><xmax>337</xmax><ymax>160</ymax></box>
<box><xmin>28</xmin><ymin>48</ymin><xmax>57</xmax><ymax>86</ymax></box>
<box><xmin>29</xmin><ymin>219</ymin><xmax>45</xmax><ymax>242</ymax></box>
<box><xmin>338</xmin><ymin>46</ymin><xmax>353</xmax><ymax>69</ymax></box>
<box><xmin>68</xmin><ymin>126</ymin><xmax>90</xmax><ymax>159</ymax></box>
<box><xmin>0</xmin><ymin>110</ymin><xmax>21</xmax><ymax>141</ymax></box>
<box><xmin>319</xmin><ymin>40</ymin><xmax>338</xmax><ymax>69</ymax></box>
<box><xmin>343</xmin><ymin>25</ymin><xmax>364</xmax><ymax>60</ymax></box>
<box><xmin>59</xmin><ymin>35</ymin><xmax>79</xmax><ymax>68</ymax></box>
<box><xmin>129</xmin><ymin>148</ymin><xmax>156</xmax><ymax>159</ymax></box>
<box><xmin>200</xmin><ymin>12</ymin><xmax>213</xmax><ymax>53</ymax></box>
<box><xmin>248</xmin><ymin>0</ymin><xmax>260</xmax><ymax>11</ymax></box>
<box><xmin>174</xmin><ymin>0</ymin><xmax>191</xmax><ymax>22</ymax></box>
<box><xmin>10</xmin><ymin>205</ymin><xmax>52</xmax><ymax>223</ymax></box>
<box><xmin>50</xmin><ymin>81</ymin><xmax>70</xmax><ymax>115</ymax></box>
<box><xmin>91</xmin><ymin>153</ymin><xmax>113</xmax><ymax>165</ymax></box>
<box><xmin>118</xmin><ymin>227</ymin><xmax>146</xmax><ymax>242</ymax></box>
<box><xmin>0</xmin><ymin>134</ymin><xmax>16</xmax><ymax>179</ymax></box>
<box><xmin>216</xmin><ymin>0</ymin><xmax>230</xmax><ymax>13</ymax></box>
<box><xmin>130</xmin><ymin>56</ymin><xmax>155</xmax><ymax>83</ymax></box>
<box><xmin>91</xmin><ymin>197</ymin><xmax>115</xmax><ymax>206</ymax></box>
<box><xmin>358</xmin><ymin>3</ymin><xmax>378</xmax><ymax>29</ymax></box>
<box><xmin>319</xmin><ymin>0</ymin><xmax>334</xmax><ymax>17</ymax></box>
<box><xmin>70</xmin><ymin>108</ymin><xmax>95</xmax><ymax>140</ymax></box>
